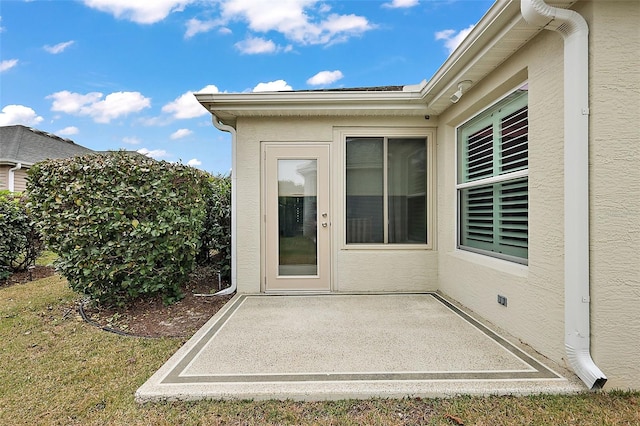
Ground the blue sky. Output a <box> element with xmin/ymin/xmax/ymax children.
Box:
<box><xmin>1</xmin><ymin>0</ymin><xmax>492</xmax><ymax>175</ymax></box>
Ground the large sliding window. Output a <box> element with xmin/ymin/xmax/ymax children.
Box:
<box><xmin>346</xmin><ymin>137</ymin><xmax>427</xmax><ymax>245</ymax></box>
<box><xmin>457</xmin><ymin>86</ymin><xmax>528</xmax><ymax>263</ymax></box>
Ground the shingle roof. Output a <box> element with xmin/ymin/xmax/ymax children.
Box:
<box><xmin>0</xmin><ymin>125</ymin><xmax>93</xmax><ymax>166</ymax></box>
<box><xmin>293</xmin><ymin>86</ymin><xmax>405</xmax><ymax>93</ymax></box>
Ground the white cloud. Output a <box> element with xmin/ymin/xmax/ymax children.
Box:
<box><xmin>185</xmin><ymin>18</ymin><xmax>224</xmax><ymax>38</ymax></box>
<box><xmin>89</xmin><ymin>92</ymin><xmax>151</xmax><ymax>123</ymax></box>
<box><xmin>307</xmin><ymin>70</ymin><xmax>343</xmax><ymax>86</ymax></box>
<box><xmin>47</xmin><ymin>91</ymin><xmax>103</xmax><ymax>113</ymax></box>
<box><xmin>47</xmin><ymin>90</ymin><xmax>151</xmax><ymax>123</ymax></box>
<box><xmin>197</xmin><ymin>84</ymin><xmax>220</xmax><ymax>94</ymax></box>
<box><xmin>235</xmin><ymin>36</ymin><xmax>277</xmax><ymax>54</ymax></box>
<box><xmin>122</xmin><ymin>136</ymin><xmax>141</xmax><ymax>145</ymax></box>
<box><xmin>44</xmin><ymin>40</ymin><xmax>75</xmax><ymax>54</ymax></box>
<box><xmin>320</xmin><ymin>14</ymin><xmax>371</xmax><ymax>45</ymax></box>
<box><xmin>187</xmin><ymin>158</ymin><xmax>202</xmax><ymax>166</ymax></box>
<box><xmin>82</xmin><ymin>0</ymin><xmax>196</xmax><ymax>24</ymax></box>
<box><xmin>0</xmin><ymin>105</ymin><xmax>44</xmax><ymax>126</ymax></box>
<box><xmin>252</xmin><ymin>80</ymin><xmax>292</xmax><ymax>92</ymax></box>
<box><xmin>138</xmin><ymin>116</ymin><xmax>168</xmax><ymax>127</ymax></box>
<box><xmin>137</xmin><ymin>148</ymin><xmax>169</xmax><ymax>159</ymax></box>
<box><xmin>435</xmin><ymin>24</ymin><xmax>475</xmax><ymax>54</ymax></box>
<box><xmin>57</xmin><ymin>126</ymin><xmax>79</xmax><ymax>136</ymax></box>
<box><xmin>0</xmin><ymin>16</ymin><xmax>5</xmax><ymax>33</ymax></box>
<box><xmin>219</xmin><ymin>0</ymin><xmax>373</xmax><ymax>46</ymax></box>
<box><xmin>162</xmin><ymin>85</ymin><xmax>219</xmax><ymax>119</ymax></box>
<box><xmin>383</xmin><ymin>0</ymin><xmax>419</xmax><ymax>8</ymax></box>
<box><xmin>1</xmin><ymin>59</ymin><xmax>18</xmax><ymax>72</ymax></box>
<box><xmin>170</xmin><ymin>128</ymin><xmax>193</xmax><ymax>139</ymax></box>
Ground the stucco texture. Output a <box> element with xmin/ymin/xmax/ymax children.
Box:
<box><xmin>228</xmin><ymin>0</ymin><xmax>639</xmax><ymax>390</ymax></box>
<box><xmin>437</xmin><ymin>1</ymin><xmax>639</xmax><ymax>390</ymax></box>
<box><xmin>234</xmin><ymin>116</ymin><xmax>438</xmax><ymax>294</ymax></box>
<box><xmin>587</xmin><ymin>0</ymin><xmax>640</xmax><ymax>390</ymax></box>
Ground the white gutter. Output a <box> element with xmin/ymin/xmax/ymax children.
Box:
<box><xmin>521</xmin><ymin>0</ymin><xmax>607</xmax><ymax>389</ymax></box>
<box><xmin>8</xmin><ymin>163</ymin><xmax>22</xmax><ymax>192</ymax></box>
<box><xmin>211</xmin><ymin>114</ymin><xmax>237</xmax><ymax>296</ymax></box>
<box><xmin>194</xmin><ymin>89</ymin><xmax>428</xmax><ymax>123</ymax></box>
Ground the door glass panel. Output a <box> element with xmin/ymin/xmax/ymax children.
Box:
<box><xmin>278</xmin><ymin>159</ymin><xmax>318</xmax><ymax>276</ymax></box>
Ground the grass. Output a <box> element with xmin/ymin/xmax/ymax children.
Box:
<box><xmin>34</xmin><ymin>250</ymin><xmax>58</xmax><ymax>267</ymax></box>
<box><xmin>1</xmin><ymin>276</ymin><xmax>639</xmax><ymax>425</ymax></box>
<box><xmin>279</xmin><ymin>235</ymin><xmax>317</xmax><ymax>265</ymax></box>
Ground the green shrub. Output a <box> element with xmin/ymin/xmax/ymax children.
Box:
<box><xmin>197</xmin><ymin>175</ymin><xmax>231</xmax><ymax>280</ymax></box>
<box><xmin>0</xmin><ymin>191</ymin><xmax>43</xmax><ymax>279</ymax></box>
<box><xmin>26</xmin><ymin>152</ymin><xmax>209</xmax><ymax>306</ymax></box>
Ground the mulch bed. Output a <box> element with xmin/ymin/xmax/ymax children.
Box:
<box><xmin>81</xmin><ymin>272</ymin><xmax>233</xmax><ymax>339</ymax></box>
<box><xmin>2</xmin><ymin>264</ymin><xmax>233</xmax><ymax>339</ymax></box>
<box><xmin>1</xmin><ymin>265</ymin><xmax>57</xmax><ymax>288</ymax></box>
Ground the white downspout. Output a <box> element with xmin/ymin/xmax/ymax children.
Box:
<box><xmin>521</xmin><ymin>0</ymin><xmax>606</xmax><ymax>389</ymax></box>
<box><xmin>8</xmin><ymin>163</ymin><xmax>22</xmax><ymax>192</ymax></box>
<box><xmin>211</xmin><ymin>114</ymin><xmax>237</xmax><ymax>296</ymax></box>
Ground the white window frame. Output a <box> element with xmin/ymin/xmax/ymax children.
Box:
<box><xmin>335</xmin><ymin>127</ymin><xmax>435</xmax><ymax>250</ymax></box>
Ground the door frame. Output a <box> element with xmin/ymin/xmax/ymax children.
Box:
<box><xmin>262</xmin><ymin>142</ymin><xmax>332</xmax><ymax>293</ymax></box>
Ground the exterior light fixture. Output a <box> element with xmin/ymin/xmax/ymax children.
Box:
<box><xmin>450</xmin><ymin>80</ymin><xmax>472</xmax><ymax>103</ymax></box>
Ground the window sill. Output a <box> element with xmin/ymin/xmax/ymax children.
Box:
<box><xmin>448</xmin><ymin>249</ymin><xmax>528</xmax><ymax>277</ymax></box>
<box><xmin>342</xmin><ymin>244</ymin><xmax>433</xmax><ymax>251</ymax></box>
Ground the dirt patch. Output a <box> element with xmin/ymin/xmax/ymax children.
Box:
<box><xmin>3</xmin><ymin>265</ymin><xmax>232</xmax><ymax>339</ymax></box>
<box><xmin>81</xmin><ymin>266</ymin><xmax>233</xmax><ymax>338</ymax></box>
<box><xmin>1</xmin><ymin>265</ymin><xmax>57</xmax><ymax>288</ymax></box>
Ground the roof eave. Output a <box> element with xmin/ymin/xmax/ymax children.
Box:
<box><xmin>0</xmin><ymin>159</ymin><xmax>35</xmax><ymax>167</ymax></box>
<box><xmin>195</xmin><ymin>89</ymin><xmax>429</xmax><ymax>124</ymax></box>
<box><xmin>195</xmin><ymin>0</ymin><xmax>578</xmax><ymax>122</ymax></box>
<box><xmin>421</xmin><ymin>0</ymin><xmax>576</xmax><ymax>115</ymax></box>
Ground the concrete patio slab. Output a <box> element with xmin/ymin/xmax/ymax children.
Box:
<box><xmin>136</xmin><ymin>293</ymin><xmax>585</xmax><ymax>402</ymax></box>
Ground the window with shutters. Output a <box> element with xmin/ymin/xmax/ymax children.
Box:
<box><xmin>456</xmin><ymin>86</ymin><xmax>528</xmax><ymax>264</ymax></box>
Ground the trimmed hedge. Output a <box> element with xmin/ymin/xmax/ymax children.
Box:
<box><xmin>27</xmin><ymin>152</ymin><xmax>209</xmax><ymax>306</ymax></box>
<box><xmin>198</xmin><ymin>175</ymin><xmax>231</xmax><ymax>280</ymax></box>
<box><xmin>0</xmin><ymin>191</ymin><xmax>43</xmax><ymax>279</ymax></box>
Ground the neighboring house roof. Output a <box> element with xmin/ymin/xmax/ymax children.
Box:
<box><xmin>196</xmin><ymin>0</ymin><xmax>576</xmax><ymax>123</ymax></box>
<box><xmin>297</xmin><ymin>86</ymin><xmax>406</xmax><ymax>92</ymax></box>
<box><xmin>0</xmin><ymin>125</ymin><xmax>94</xmax><ymax>167</ymax></box>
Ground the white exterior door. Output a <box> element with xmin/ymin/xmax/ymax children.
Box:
<box><xmin>264</xmin><ymin>144</ymin><xmax>331</xmax><ymax>292</ymax></box>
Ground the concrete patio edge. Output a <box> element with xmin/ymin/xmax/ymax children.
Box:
<box><xmin>136</xmin><ymin>293</ymin><xmax>586</xmax><ymax>402</ymax></box>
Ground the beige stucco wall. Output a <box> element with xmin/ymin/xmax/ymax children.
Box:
<box><xmin>437</xmin><ymin>28</ymin><xmax>566</xmax><ymax>365</ymax></box>
<box><xmin>234</xmin><ymin>115</ymin><xmax>439</xmax><ymax>294</ymax></box>
<box><xmin>437</xmin><ymin>1</ymin><xmax>639</xmax><ymax>389</ymax></box>
<box><xmin>587</xmin><ymin>0</ymin><xmax>640</xmax><ymax>390</ymax></box>
<box><xmin>228</xmin><ymin>0</ymin><xmax>638</xmax><ymax>389</ymax></box>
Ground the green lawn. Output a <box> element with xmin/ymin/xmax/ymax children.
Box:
<box><xmin>279</xmin><ymin>235</ymin><xmax>317</xmax><ymax>265</ymax></box>
<box><xmin>1</xmin><ymin>275</ymin><xmax>638</xmax><ymax>425</ymax></box>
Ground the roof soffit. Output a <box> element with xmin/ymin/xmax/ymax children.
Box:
<box><xmin>423</xmin><ymin>0</ymin><xmax>576</xmax><ymax>115</ymax></box>
<box><xmin>195</xmin><ymin>90</ymin><xmax>430</xmax><ymax>123</ymax></box>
